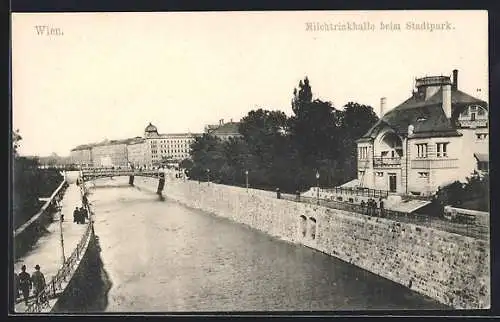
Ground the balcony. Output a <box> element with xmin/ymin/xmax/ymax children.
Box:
<box><xmin>373</xmin><ymin>157</ymin><xmax>401</xmax><ymax>168</ymax></box>
<box><xmin>411</xmin><ymin>158</ymin><xmax>459</xmax><ymax>169</ymax></box>
<box><xmin>357</xmin><ymin>159</ymin><xmax>370</xmax><ymax>169</ymax></box>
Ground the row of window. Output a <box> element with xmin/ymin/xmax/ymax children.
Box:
<box><xmin>416</xmin><ymin>143</ymin><xmax>448</xmax><ymax>158</ymax></box>
<box><xmin>151</xmin><ymin>149</ymin><xmax>189</xmax><ymax>154</ymax></box>
<box><xmin>368</xmin><ymin>171</ymin><xmax>429</xmax><ymax>178</ymax></box>
<box><xmin>359</xmin><ymin>147</ymin><xmax>369</xmax><ymax>159</ymax></box>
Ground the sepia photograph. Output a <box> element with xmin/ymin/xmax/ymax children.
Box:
<box><xmin>11</xmin><ymin>10</ymin><xmax>490</xmax><ymax>313</ymax></box>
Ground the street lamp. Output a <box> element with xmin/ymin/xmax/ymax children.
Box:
<box><xmin>245</xmin><ymin>170</ymin><xmax>249</xmax><ymax>192</ymax></box>
<box><xmin>206</xmin><ymin>169</ymin><xmax>210</xmax><ymax>185</ymax></box>
<box><xmin>316</xmin><ymin>170</ymin><xmax>320</xmax><ymax>205</ymax></box>
<box><xmin>58</xmin><ymin>204</ymin><xmax>66</xmax><ymax>264</ymax></box>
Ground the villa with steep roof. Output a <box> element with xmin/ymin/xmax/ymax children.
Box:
<box><xmin>354</xmin><ymin>69</ymin><xmax>488</xmax><ymax>197</ymax></box>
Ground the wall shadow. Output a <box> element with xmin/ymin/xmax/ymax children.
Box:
<box><xmin>52</xmin><ymin>234</ymin><xmax>113</xmax><ymax>313</ymax></box>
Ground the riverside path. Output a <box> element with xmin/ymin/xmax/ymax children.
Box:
<box><xmin>14</xmin><ymin>172</ymin><xmax>87</xmax><ymax>312</ymax></box>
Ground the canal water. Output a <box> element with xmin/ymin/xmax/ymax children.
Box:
<box><xmin>81</xmin><ymin>178</ymin><xmax>448</xmax><ymax>312</ymax></box>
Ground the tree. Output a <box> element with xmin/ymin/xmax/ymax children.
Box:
<box><xmin>13</xmin><ymin>129</ymin><xmax>22</xmax><ymax>157</ymax></box>
<box><xmin>179</xmin><ymin>158</ymin><xmax>194</xmax><ymax>170</ymax></box>
<box><xmin>337</xmin><ymin>102</ymin><xmax>379</xmax><ymax>180</ymax></box>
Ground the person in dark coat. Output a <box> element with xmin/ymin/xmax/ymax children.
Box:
<box><xmin>82</xmin><ymin>206</ymin><xmax>89</xmax><ymax>219</ymax></box>
<box><xmin>73</xmin><ymin>207</ymin><xmax>80</xmax><ymax>223</ymax></box>
<box><xmin>379</xmin><ymin>198</ymin><xmax>385</xmax><ymax>217</ymax></box>
<box><xmin>31</xmin><ymin>265</ymin><xmax>46</xmax><ymax>303</ymax></box>
<box><xmin>79</xmin><ymin>207</ymin><xmax>86</xmax><ymax>224</ymax></box>
<box><xmin>18</xmin><ymin>265</ymin><xmax>31</xmax><ymax>305</ymax></box>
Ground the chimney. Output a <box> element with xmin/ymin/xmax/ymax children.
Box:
<box><xmin>452</xmin><ymin>69</ymin><xmax>458</xmax><ymax>90</ymax></box>
<box><xmin>380</xmin><ymin>97</ymin><xmax>387</xmax><ymax>117</ymax></box>
<box><xmin>442</xmin><ymin>83</ymin><xmax>452</xmax><ymax>119</ymax></box>
<box><xmin>221</xmin><ymin>118</ymin><xmax>224</xmax><ymax>125</ymax></box>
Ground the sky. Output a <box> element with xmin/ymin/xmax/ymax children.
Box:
<box><xmin>12</xmin><ymin>10</ymin><xmax>488</xmax><ymax>156</ymax></box>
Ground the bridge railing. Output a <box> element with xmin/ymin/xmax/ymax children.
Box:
<box><xmin>24</xmin><ymin>190</ymin><xmax>94</xmax><ymax>313</ymax></box>
<box><xmin>81</xmin><ymin>169</ymin><xmax>164</xmax><ymax>179</ymax></box>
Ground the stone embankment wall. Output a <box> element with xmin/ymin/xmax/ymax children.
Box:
<box><xmin>134</xmin><ymin>178</ymin><xmax>490</xmax><ymax>309</ymax></box>
<box><xmin>14</xmin><ymin>180</ymin><xmax>68</xmax><ymax>259</ymax></box>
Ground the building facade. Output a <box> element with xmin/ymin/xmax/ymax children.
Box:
<box><xmin>143</xmin><ymin>123</ymin><xmax>199</xmax><ymax>166</ymax></box>
<box><xmin>70</xmin><ymin>145</ymin><xmax>93</xmax><ymax>167</ymax></box>
<box><xmin>91</xmin><ymin>139</ymin><xmax>129</xmax><ymax>167</ymax></box>
<box><xmin>356</xmin><ymin>69</ymin><xmax>488</xmax><ymax>196</ymax></box>
<box><xmin>126</xmin><ymin>137</ymin><xmax>146</xmax><ymax>168</ymax></box>
<box><xmin>205</xmin><ymin>119</ymin><xmax>242</xmax><ymax>140</ymax></box>
<box><xmin>69</xmin><ymin>123</ymin><xmax>200</xmax><ymax>168</ymax></box>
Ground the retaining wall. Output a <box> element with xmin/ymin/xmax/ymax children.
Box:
<box><xmin>14</xmin><ymin>180</ymin><xmax>68</xmax><ymax>259</ymax></box>
<box><xmin>134</xmin><ymin>177</ymin><xmax>490</xmax><ymax>309</ymax></box>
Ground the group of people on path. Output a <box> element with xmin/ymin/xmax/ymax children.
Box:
<box><xmin>360</xmin><ymin>197</ymin><xmax>385</xmax><ymax>217</ymax></box>
<box><xmin>15</xmin><ymin>264</ymin><xmax>46</xmax><ymax>305</ymax></box>
<box><xmin>73</xmin><ymin>206</ymin><xmax>88</xmax><ymax>224</ymax></box>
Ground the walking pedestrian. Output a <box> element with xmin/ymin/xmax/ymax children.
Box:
<box><xmin>379</xmin><ymin>198</ymin><xmax>385</xmax><ymax>217</ymax></box>
<box><xmin>82</xmin><ymin>207</ymin><xmax>89</xmax><ymax>219</ymax></box>
<box><xmin>31</xmin><ymin>265</ymin><xmax>46</xmax><ymax>303</ymax></box>
<box><xmin>73</xmin><ymin>207</ymin><xmax>79</xmax><ymax>223</ymax></box>
<box><xmin>18</xmin><ymin>265</ymin><xmax>31</xmax><ymax>305</ymax></box>
<box><xmin>79</xmin><ymin>207</ymin><xmax>86</xmax><ymax>224</ymax></box>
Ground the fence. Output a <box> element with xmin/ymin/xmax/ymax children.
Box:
<box><xmin>282</xmin><ymin>194</ymin><xmax>489</xmax><ymax>241</ymax></box>
<box><xmin>24</xmin><ymin>186</ymin><xmax>94</xmax><ymax>313</ymax></box>
<box><xmin>322</xmin><ymin>187</ymin><xmax>390</xmax><ymax>199</ymax></box>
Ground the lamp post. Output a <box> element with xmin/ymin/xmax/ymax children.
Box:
<box><xmin>206</xmin><ymin>169</ymin><xmax>210</xmax><ymax>185</ymax></box>
<box><xmin>58</xmin><ymin>204</ymin><xmax>66</xmax><ymax>264</ymax></box>
<box><xmin>245</xmin><ymin>170</ymin><xmax>249</xmax><ymax>192</ymax></box>
<box><xmin>316</xmin><ymin>170</ymin><xmax>320</xmax><ymax>205</ymax></box>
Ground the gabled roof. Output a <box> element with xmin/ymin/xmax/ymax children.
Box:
<box><xmin>360</xmin><ymin>87</ymin><xmax>486</xmax><ymax>141</ymax></box>
<box><xmin>207</xmin><ymin>122</ymin><xmax>241</xmax><ymax>135</ymax></box>
<box><xmin>474</xmin><ymin>153</ymin><xmax>489</xmax><ymax>162</ymax></box>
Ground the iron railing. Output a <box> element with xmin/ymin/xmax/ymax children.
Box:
<box><xmin>24</xmin><ymin>187</ymin><xmax>94</xmax><ymax>313</ymax></box>
<box><xmin>81</xmin><ymin>169</ymin><xmax>164</xmax><ymax>180</ymax></box>
<box><xmin>322</xmin><ymin>187</ymin><xmax>390</xmax><ymax>199</ymax></box>
<box><xmin>282</xmin><ymin>195</ymin><xmax>489</xmax><ymax>241</ymax></box>
<box><xmin>14</xmin><ymin>180</ymin><xmax>68</xmax><ymax>238</ymax></box>
<box><xmin>373</xmin><ymin>157</ymin><xmax>401</xmax><ymax>168</ymax></box>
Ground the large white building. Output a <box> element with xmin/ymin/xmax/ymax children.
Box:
<box><xmin>355</xmin><ymin>69</ymin><xmax>488</xmax><ymax>197</ymax></box>
<box><xmin>143</xmin><ymin>123</ymin><xmax>200</xmax><ymax>166</ymax></box>
<box><xmin>69</xmin><ymin>123</ymin><xmax>201</xmax><ymax>168</ymax></box>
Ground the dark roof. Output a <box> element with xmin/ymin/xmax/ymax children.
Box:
<box><xmin>145</xmin><ymin>122</ymin><xmax>158</xmax><ymax>133</ymax></box>
<box><xmin>474</xmin><ymin>153</ymin><xmax>489</xmax><ymax>162</ymax></box>
<box><xmin>207</xmin><ymin>122</ymin><xmax>241</xmax><ymax>135</ymax></box>
<box><xmin>360</xmin><ymin>87</ymin><xmax>486</xmax><ymax>140</ymax></box>
<box><xmin>71</xmin><ymin>144</ymin><xmax>93</xmax><ymax>151</ymax></box>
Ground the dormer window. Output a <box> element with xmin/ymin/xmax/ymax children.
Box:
<box><xmin>417</xmin><ymin>117</ymin><xmax>426</xmax><ymax>122</ymax></box>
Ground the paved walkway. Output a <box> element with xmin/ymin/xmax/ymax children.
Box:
<box><xmin>14</xmin><ymin>180</ymin><xmax>87</xmax><ymax>312</ymax></box>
